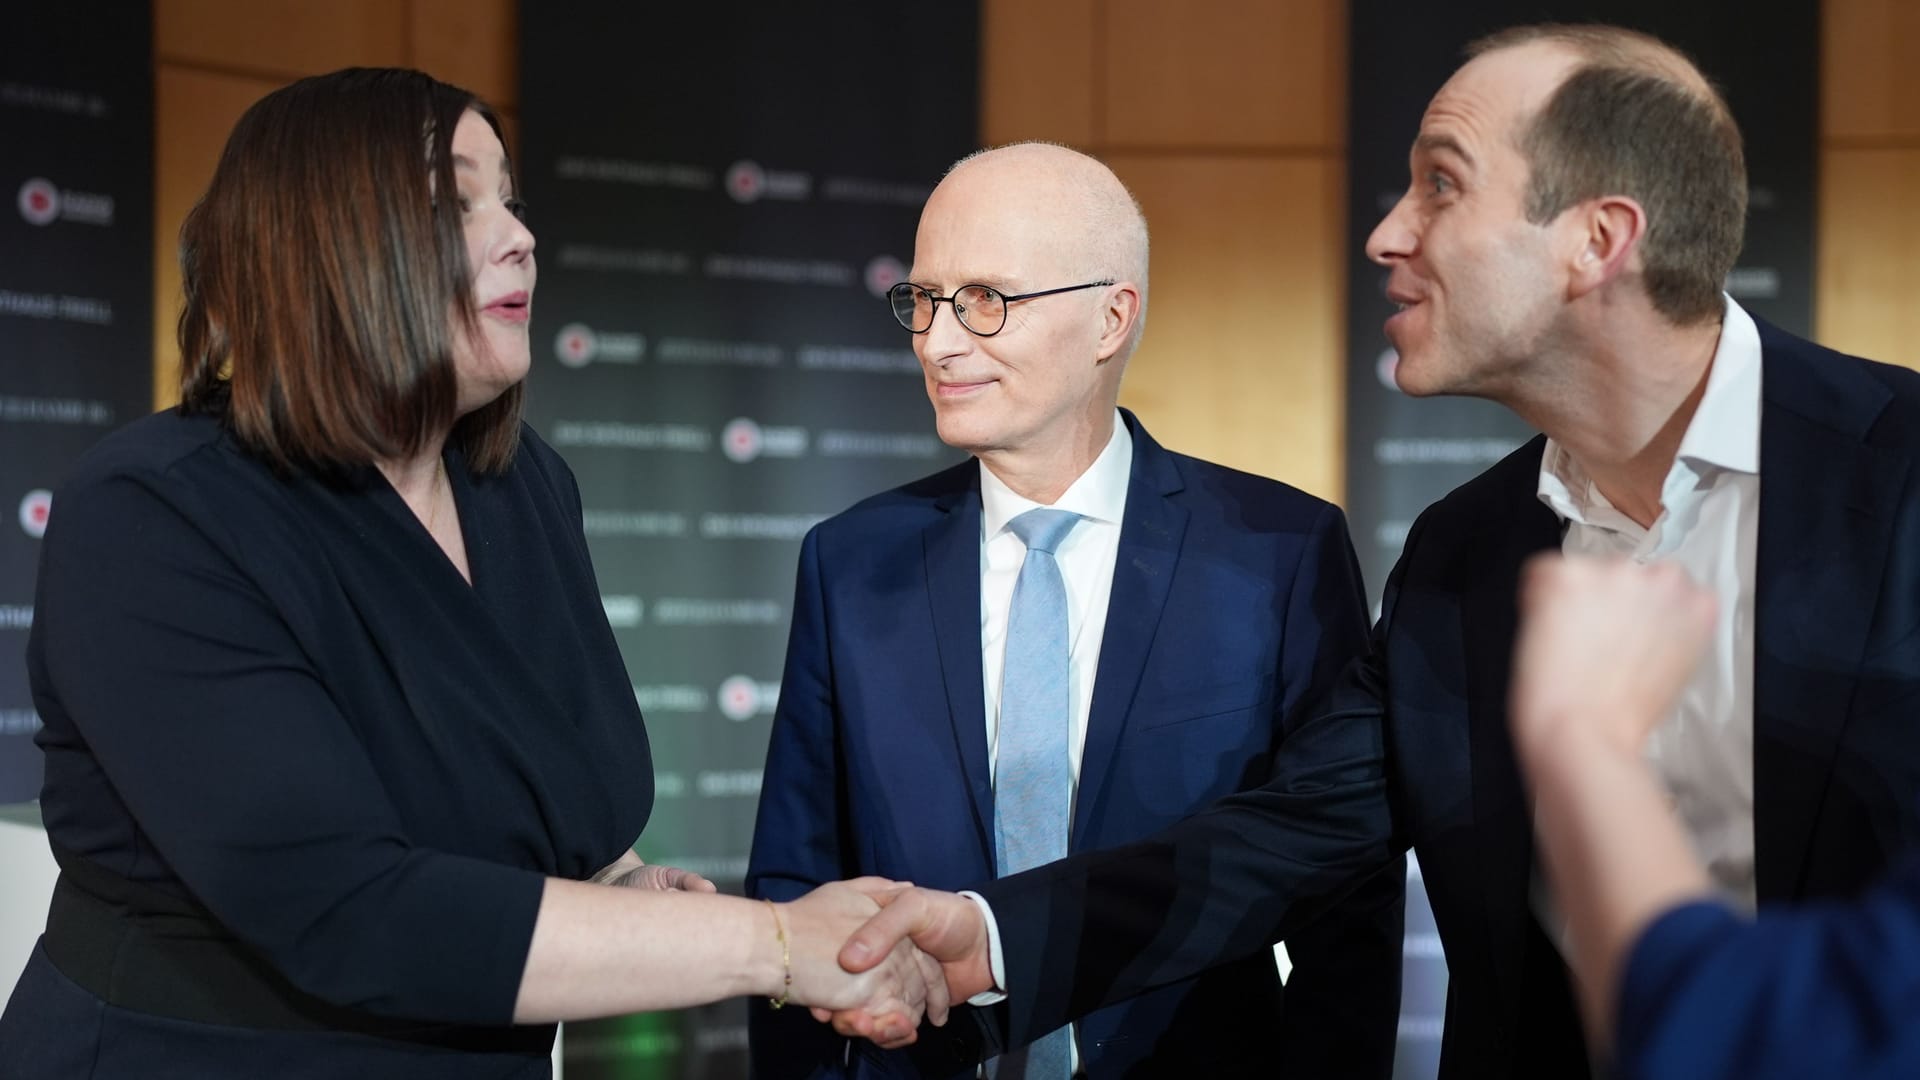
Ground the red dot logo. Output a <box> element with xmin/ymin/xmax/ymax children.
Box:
<box><xmin>725</xmin><ymin>160</ymin><xmax>765</xmax><ymax>204</ymax></box>
<box><xmin>717</xmin><ymin>676</ymin><xmax>759</xmax><ymax>721</ymax></box>
<box><xmin>555</xmin><ymin>322</ymin><xmax>597</xmax><ymax>368</ymax></box>
<box><xmin>19</xmin><ymin>489</ymin><xmax>52</xmax><ymax>538</ymax></box>
<box><xmin>18</xmin><ymin>179</ymin><xmax>58</xmax><ymax>226</ymax></box>
<box><xmin>721</xmin><ymin>417</ymin><xmax>763</xmax><ymax>463</ymax></box>
<box><xmin>865</xmin><ymin>255</ymin><xmax>906</xmax><ymax>299</ymax></box>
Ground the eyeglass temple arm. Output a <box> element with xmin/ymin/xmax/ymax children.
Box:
<box><xmin>999</xmin><ymin>279</ymin><xmax>1117</xmax><ymax>302</ymax></box>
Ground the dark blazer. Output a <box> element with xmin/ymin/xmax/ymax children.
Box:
<box><xmin>746</xmin><ymin>410</ymin><xmax>1406</xmax><ymax>1078</ymax></box>
<box><xmin>974</xmin><ymin>322</ymin><xmax>1920</xmax><ymax>1079</ymax></box>
<box><xmin>0</xmin><ymin>410</ymin><xmax>651</xmax><ymax>1075</ymax></box>
<box><xmin>1616</xmin><ymin>854</ymin><xmax>1920</xmax><ymax>1080</ymax></box>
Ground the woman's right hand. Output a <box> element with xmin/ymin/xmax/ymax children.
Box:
<box><xmin>777</xmin><ymin>878</ymin><xmax>950</xmax><ymax>1048</ymax></box>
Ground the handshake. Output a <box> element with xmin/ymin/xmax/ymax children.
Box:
<box><xmin>772</xmin><ymin>879</ymin><xmax>998</xmax><ymax>1049</ymax></box>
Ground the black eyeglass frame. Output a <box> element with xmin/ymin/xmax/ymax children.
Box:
<box><xmin>888</xmin><ymin>279</ymin><xmax>1117</xmax><ymax>337</ymax></box>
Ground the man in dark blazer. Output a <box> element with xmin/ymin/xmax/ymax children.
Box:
<box><xmin>746</xmin><ymin>143</ymin><xmax>1405</xmax><ymax>1078</ymax></box>
<box><xmin>832</xmin><ymin>24</ymin><xmax>1920</xmax><ymax>1080</ymax></box>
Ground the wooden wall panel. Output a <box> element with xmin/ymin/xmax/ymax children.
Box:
<box><xmin>1815</xmin><ymin>148</ymin><xmax>1920</xmax><ymax>370</ymax></box>
<box><xmin>981</xmin><ymin>0</ymin><xmax>1097</xmax><ymax>146</ymax></box>
<box><xmin>1103</xmin><ymin>0</ymin><xmax>1344</xmax><ymax>150</ymax></box>
<box><xmin>152</xmin><ymin>67</ymin><xmax>278</xmax><ymax>409</ymax></box>
<box><xmin>982</xmin><ymin>2</ymin><xmax>1353</xmax><ymax>497</ymax></box>
<box><xmin>409</xmin><ymin>0</ymin><xmax>518</xmax><ymax>110</ymax></box>
<box><xmin>1816</xmin><ymin>1</ymin><xmax>1920</xmax><ymax>372</ymax></box>
<box><xmin>1822</xmin><ymin>0</ymin><xmax>1920</xmax><ymax>141</ymax></box>
<box><xmin>156</xmin><ymin>0</ymin><xmax>405</xmax><ymax>78</ymax></box>
<box><xmin>1112</xmin><ymin>156</ymin><xmax>1345</xmax><ymax>500</ymax></box>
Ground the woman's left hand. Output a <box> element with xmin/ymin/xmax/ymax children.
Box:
<box><xmin>593</xmin><ymin>849</ymin><xmax>718</xmax><ymax>892</ymax></box>
<box><xmin>610</xmin><ymin>860</ymin><xmax>718</xmax><ymax>892</ymax></box>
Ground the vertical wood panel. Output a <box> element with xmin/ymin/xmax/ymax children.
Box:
<box><xmin>1815</xmin><ymin>147</ymin><xmax>1920</xmax><ymax>369</ymax></box>
<box><xmin>1103</xmin><ymin>0</ymin><xmax>1344</xmax><ymax>150</ymax></box>
<box><xmin>152</xmin><ymin>67</ymin><xmax>278</xmax><ymax>409</ymax></box>
<box><xmin>155</xmin><ymin>0</ymin><xmax>406</xmax><ymax>78</ymax></box>
<box><xmin>409</xmin><ymin>0</ymin><xmax>518</xmax><ymax>109</ymax></box>
<box><xmin>1816</xmin><ymin>1</ymin><xmax>1920</xmax><ymax>372</ymax></box>
<box><xmin>1822</xmin><ymin>0</ymin><xmax>1920</xmax><ymax>141</ymax></box>
<box><xmin>982</xmin><ymin>0</ymin><xmax>1097</xmax><ymax>146</ymax></box>
<box><xmin>1112</xmin><ymin>156</ymin><xmax>1345</xmax><ymax>499</ymax></box>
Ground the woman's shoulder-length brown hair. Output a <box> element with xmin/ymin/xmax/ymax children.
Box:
<box><xmin>177</xmin><ymin>67</ymin><xmax>522</xmax><ymax>476</ymax></box>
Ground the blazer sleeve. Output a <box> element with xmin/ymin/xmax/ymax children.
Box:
<box><xmin>29</xmin><ymin>470</ymin><xmax>546</xmax><ymax>1025</ymax></box>
<box><xmin>1616</xmin><ymin>856</ymin><xmax>1920</xmax><ymax>1080</ymax></box>
<box><xmin>1269</xmin><ymin>503</ymin><xmax>1406</xmax><ymax>1080</ymax></box>
<box><xmin>745</xmin><ymin>526</ymin><xmax>858</xmax><ymax>1078</ymax></box>
<box><xmin>971</xmin><ymin>626</ymin><xmax>1402</xmax><ymax>1051</ymax></box>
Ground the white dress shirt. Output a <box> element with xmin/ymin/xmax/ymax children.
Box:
<box><xmin>978</xmin><ymin>414</ymin><xmax>1133</xmax><ymax>798</ymax></box>
<box><xmin>1537</xmin><ymin>295</ymin><xmax>1762</xmax><ymax>912</ymax></box>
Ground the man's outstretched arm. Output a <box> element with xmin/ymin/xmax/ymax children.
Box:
<box><xmin>834</xmin><ymin>654</ymin><xmax>1400</xmax><ymax>1050</ymax></box>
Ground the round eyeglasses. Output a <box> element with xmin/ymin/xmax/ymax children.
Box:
<box><xmin>888</xmin><ymin>279</ymin><xmax>1115</xmax><ymax>337</ymax></box>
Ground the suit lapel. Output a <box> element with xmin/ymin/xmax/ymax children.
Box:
<box><xmin>923</xmin><ymin>470</ymin><xmax>996</xmax><ymax>864</ymax></box>
<box><xmin>1074</xmin><ymin>415</ymin><xmax>1188</xmax><ymax>846</ymax></box>
<box><xmin>1460</xmin><ymin>440</ymin><xmax>1562</xmax><ymax>1005</ymax></box>
<box><xmin>1752</xmin><ymin>327</ymin><xmax>1904</xmax><ymax>900</ymax></box>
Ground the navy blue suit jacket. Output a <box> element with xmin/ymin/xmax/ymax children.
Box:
<box><xmin>747</xmin><ymin>411</ymin><xmax>1406</xmax><ymax>1078</ymax></box>
<box><xmin>972</xmin><ymin>324</ymin><xmax>1920</xmax><ymax>1079</ymax></box>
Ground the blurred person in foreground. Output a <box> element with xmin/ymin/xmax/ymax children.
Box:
<box><xmin>746</xmin><ymin>142</ymin><xmax>1403</xmax><ymax>1078</ymax></box>
<box><xmin>0</xmin><ymin>68</ymin><xmax>938</xmax><ymax>1080</ymax></box>
<box><xmin>827</xmin><ymin>22</ymin><xmax>1920</xmax><ymax>1080</ymax></box>
<box><xmin>1513</xmin><ymin>554</ymin><xmax>1920</xmax><ymax>1080</ymax></box>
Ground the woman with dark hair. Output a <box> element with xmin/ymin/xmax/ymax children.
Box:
<box><xmin>0</xmin><ymin>68</ymin><xmax>939</xmax><ymax>1078</ymax></box>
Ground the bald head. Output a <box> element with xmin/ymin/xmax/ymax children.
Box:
<box><xmin>906</xmin><ymin>144</ymin><xmax>1149</xmax><ymax>488</ymax></box>
<box><xmin>1467</xmin><ymin>24</ymin><xmax>1727</xmax><ymax>120</ymax></box>
<box><xmin>921</xmin><ymin>142</ymin><xmax>1150</xmax><ymax>357</ymax></box>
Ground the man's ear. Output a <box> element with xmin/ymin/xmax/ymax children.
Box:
<box><xmin>1095</xmin><ymin>282</ymin><xmax>1142</xmax><ymax>363</ymax></box>
<box><xmin>1567</xmin><ymin>195</ymin><xmax>1648</xmax><ymax>300</ymax></box>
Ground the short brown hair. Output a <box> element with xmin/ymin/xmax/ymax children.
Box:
<box><xmin>1468</xmin><ymin>25</ymin><xmax>1746</xmax><ymax>325</ymax></box>
<box><xmin>177</xmin><ymin>68</ymin><xmax>522</xmax><ymax>474</ymax></box>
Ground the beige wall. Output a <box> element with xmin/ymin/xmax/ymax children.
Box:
<box><xmin>152</xmin><ymin>0</ymin><xmax>1920</xmax><ymax>503</ymax></box>
<box><xmin>1816</xmin><ymin>0</ymin><xmax>1920</xmax><ymax>365</ymax></box>
<box><xmin>984</xmin><ymin>0</ymin><xmax>1349</xmax><ymax>500</ymax></box>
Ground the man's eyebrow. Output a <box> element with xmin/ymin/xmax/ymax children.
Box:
<box><xmin>1414</xmin><ymin>132</ymin><xmax>1475</xmax><ymax>169</ymax></box>
<box><xmin>910</xmin><ymin>275</ymin><xmax>1020</xmax><ymax>292</ymax></box>
<box><xmin>966</xmin><ymin>274</ymin><xmax>1020</xmax><ymax>291</ymax></box>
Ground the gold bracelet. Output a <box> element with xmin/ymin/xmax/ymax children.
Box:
<box><xmin>764</xmin><ymin>899</ymin><xmax>792</xmax><ymax>1009</ymax></box>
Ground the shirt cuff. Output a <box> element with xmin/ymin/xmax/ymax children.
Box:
<box><xmin>956</xmin><ymin>890</ymin><xmax>1009</xmax><ymax>1005</ymax></box>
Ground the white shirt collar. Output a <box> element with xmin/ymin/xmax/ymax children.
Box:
<box><xmin>1538</xmin><ymin>296</ymin><xmax>1762</xmax><ymax>524</ymax></box>
<box><xmin>1674</xmin><ymin>297</ymin><xmax>1761</xmax><ymax>475</ymax></box>
<box><xmin>980</xmin><ymin>410</ymin><xmax>1133</xmax><ymax>538</ymax></box>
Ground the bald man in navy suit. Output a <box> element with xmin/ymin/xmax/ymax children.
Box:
<box><xmin>747</xmin><ymin>143</ymin><xmax>1405</xmax><ymax>1079</ymax></box>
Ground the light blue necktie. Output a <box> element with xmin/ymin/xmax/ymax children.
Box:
<box><xmin>992</xmin><ymin>507</ymin><xmax>1078</xmax><ymax>1080</ymax></box>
